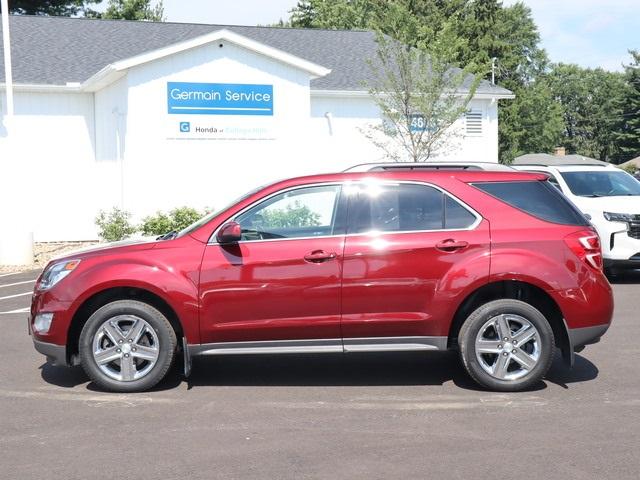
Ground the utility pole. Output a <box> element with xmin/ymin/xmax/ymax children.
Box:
<box><xmin>491</xmin><ymin>57</ymin><xmax>497</xmax><ymax>85</ymax></box>
<box><xmin>1</xmin><ymin>0</ymin><xmax>13</xmax><ymax>117</ymax></box>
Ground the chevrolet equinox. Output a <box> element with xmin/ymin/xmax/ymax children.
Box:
<box><xmin>29</xmin><ymin>170</ymin><xmax>613</xmax><ymax>392</ymax></box>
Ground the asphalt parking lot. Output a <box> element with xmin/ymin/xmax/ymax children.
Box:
<box><xmin>1</xmin><ymin>269</ymin><xmax>639</xmax><ymax>479</ymax></box>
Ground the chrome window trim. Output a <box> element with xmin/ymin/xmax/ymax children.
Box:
<box><xmin>208</xmin><ymin>180</ymin><xmax>483</xmax><ymax>245</ymax></box>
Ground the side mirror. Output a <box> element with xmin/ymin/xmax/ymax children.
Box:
<box><xmin>216</xmin><ymin>221</ymin><xmax>242</xmax><ymax>244</ymax></box>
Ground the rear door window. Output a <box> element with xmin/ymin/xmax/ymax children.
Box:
<box><xmin>349</xmin><ymin>183</ymin><xmax>478</xmax><ymax>234</ymax></box>
<box><xmin>473</xmin><ymin>181</ymin><xmax>589</xmax><ymax>226</ymax></box>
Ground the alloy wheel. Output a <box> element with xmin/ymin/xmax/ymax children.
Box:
<box><xmin>92</xmin><ymin>315</ymin><xmax>160</xmax><ymax>382</ymax></box>
<box><xmin>474</xmin><ymin>314</ymin><xmax>541</xmax><ymax>381</ymax></box>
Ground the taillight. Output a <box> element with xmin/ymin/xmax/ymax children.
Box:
<box><xmin>564</xmin><ymin>230</ymin><xmax>603</xmax><ymax>270</ymax></box>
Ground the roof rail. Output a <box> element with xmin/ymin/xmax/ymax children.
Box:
<box><xmin>513</xmin><ymin>162</ymin><xmax>612</xmax><ymax>168</ymax></box>
<box><xmin>344</xmin><ymin>162</ymin><xmax>514</xmax><ymax>172</ymax></box>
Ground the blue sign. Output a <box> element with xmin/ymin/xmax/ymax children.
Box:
<box><xmin>167</xmin><ymin>82</ymin><xmax>273</xmax><ymax>116</ymax></box>
<box><xmin>179</xmin><ymin>121</ymin><xmax>190</xmax><ymax>132</ymax></box>
<box><xmin>409</xmin><ymin>114</ymin><xmax>438</xmax><ymax>133</ymax></box>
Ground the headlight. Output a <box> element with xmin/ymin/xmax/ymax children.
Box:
<box><xmin>603</xmin><ymin>212</ymin><xmax>634</xmax><ymax>223</ymax></box>
<box><xmin>37</xmin><ymin>259</ymin><xmax>81</xmax><ymax>291</ymax></box>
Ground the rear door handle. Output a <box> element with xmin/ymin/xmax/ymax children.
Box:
<box><xmin>435</xmin><ymin>239</ymin><xmax>469</xmax><ymax>252</ymax></box>
<box><xmin>304</xmin><ymin>250</ymin><xmax>337</xmax><ymax>263</ymax></box>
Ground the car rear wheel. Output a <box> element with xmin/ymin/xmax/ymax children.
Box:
<box><xmin>459</xmin><ymin>299</ymin><xmax>555</xmax><ymax>391</ymax></box>
<box><xmin>79</xmin><ymin>300</ymin><xmax>177</xmax><ymax>392</ymax></box>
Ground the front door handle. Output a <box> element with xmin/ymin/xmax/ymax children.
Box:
<box><xmin>304</xmin><ymin>250</ymin><xmax>337</xmax><ymax>263</ymax></box>
<box><xmin>435</xmin><ymin>239</ymin><xmax>469</xmax><ymax>252</ymax></box>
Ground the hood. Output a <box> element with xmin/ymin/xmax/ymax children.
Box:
<box><xmin>50</xmin><ymin>236</ymin><xmax>159</xmax><ymax>262</ymax></box>
<box><xmin>571</xmin><ymin>195</ymin><xmax>640</xmax><ymax>216</ymax></box>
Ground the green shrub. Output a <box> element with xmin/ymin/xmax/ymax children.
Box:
<box><xmin>95</xmin><ymin>207</ymin><xmax>137</xmax><ymax>242</ymax></box>
<box><xmin>139</xmin><ymin>211</ymin><xmax>172</xmax><ymax>237</ymax></box>
<box><xmin>261</xmin><ymin>202</ymin><xmax>321</xmax><ymax>228</ymax></box>
<box><xmin>140</xmin><ymin>206</ymin><xmax>207</xmax><ymax>236</ymax></box>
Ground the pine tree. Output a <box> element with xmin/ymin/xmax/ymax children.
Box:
<box><xmin>615</xmin><ymin>51</ymin><xmax>640</xmax><ymax>162</ymax></box>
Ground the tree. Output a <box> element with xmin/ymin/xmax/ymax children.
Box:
<box><xmin>614</xmin><ymin>50</ymin><xmax>640</xmax><ymax>162</ymax></box>
<box><xmin>1</xmin><ymin>0</ymin><xmax>100</xmax><ymax>16</ymax></box>
<box><xmin>289</xmin><ymin>1</ymin><xmax>466</xmax><ymax>48</ymax></box>
<box><xmin>261</xmin><ymin>202</ymin><xmax>321</xmax><ymax>228</ymax></box>
<box><xmin>96</xmin><ymin>0</ymin><xmax>164</xmax><ymax>21</ymax></box>
<box><xmin>288</xmin><ymin>1</ymin><xmax>563</xmax><ymax>163</ymax></box>
<box><xmin>498</xmin><ymin>80</ymin><xmax>563</xmax><ymax>162</ymax></box>
<box><xmin>365</xmin><ymin>30</ymin><xmax>481</xmax><ymax>161</ymax></box>
<box><xmin>290</xmin><ymin>0</ymin><xmax>384</xmax><ymax>30</ymax></box>
<box><xmin>546</xmin><ymin>64</ymin><xmax>626</xmax><ymax>162</ymax></box>
<box><xmin>290</xmin><ymin>1</ymin><xmax>481</xmax><ymax>161</ymax></box>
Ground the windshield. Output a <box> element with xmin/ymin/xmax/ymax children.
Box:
<box><xmin>560</xmin><ymin>170</ymin><xmax>640</xmax><ymax>197</ymax></box>
<box><xmin>176</xmin><ymin>183</ymin><xmax>272</xmax><ymax>238</ymax></box>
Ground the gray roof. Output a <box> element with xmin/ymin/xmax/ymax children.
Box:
<box><xmin>0</xmin><ymin>15</ymin><xmax>512</xmax><ymax>95</ymax></box>
<box><xmin>513</xmin><ymin>153</ymin><xmax>609</xmax><ymax>166</ymax></box>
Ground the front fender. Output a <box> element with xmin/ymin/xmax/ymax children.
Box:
<box><xmin>64</xmin><ymin>254</ymin><xmax>201</xmax><ymax>344</ymax></box>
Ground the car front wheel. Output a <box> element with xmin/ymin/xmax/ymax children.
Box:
<box><xmin>459</xmin><ymin>299</ymin><xmax>555</xmax><ymax>392</ymax></box>
<box><xmin>79</xmin><ymin>300</ymin><xmax>177</xmax><ymax>392</ymax></box>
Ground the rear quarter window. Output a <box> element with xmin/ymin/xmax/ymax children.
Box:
<box><xmin>472</xmin><ymin>181</ymin><xmax>589</xmax><ymax>226</ymax></box>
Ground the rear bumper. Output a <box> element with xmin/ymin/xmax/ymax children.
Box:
<box><xmin>604</xmin><ymin>255</ymin><xmax>640</xmax><ymax>269</ymax></box>
<box><xmin>33</xmin><ymin>339</ymin><xmax>68</xmax><ymax>366</ymax></box>
<box><xmin>567</xmin><ymin>323</ymin><xmax>610</xmax><ymax>349</ymax></box>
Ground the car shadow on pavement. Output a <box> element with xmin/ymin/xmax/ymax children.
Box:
<box><xmin>181</xmin><ymin>350</ymin><xmax>598</xmax><ymax>392</ymax></box>
<box><xmin>40</xmin><ymin>363</ymin><xmax>88</xmax><ymax>388</ymax></box>
<box><xmin>544</xmin><ymin>353</ymin><xmax>599</xmax><ymax>389</ymax></box>
<box><xmin>40</xmin><ymin>350</ymin><xmax>599</xmax><ymax>393</ymax></box>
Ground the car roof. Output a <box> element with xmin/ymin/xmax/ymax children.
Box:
<box><xmin>512</xmin><ymin>164</ymin><xmax>620</xmax><ymax>173</ymax></box>
<box><xmin>512</xmin><ymin>154</ymin><xmax>609</xmax><ymax>167</ymax></box>
<box><xmin>271</xmin><ymin>170</ymin><xmax>548</xmax><ymax>188</ymax></box>
<box><xmin>345</xmin><ymin>162</ymin><xmax>514</xmax><ymax>172</ymax></box>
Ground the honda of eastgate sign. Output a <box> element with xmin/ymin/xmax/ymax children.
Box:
<box><xmin>167</xmin><ymin>82</ymin><xmax>273</xmax><ymax>116</ymax></box>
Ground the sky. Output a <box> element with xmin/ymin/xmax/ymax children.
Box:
<box><xmin>157</xmin><ymin>0</ymin><xmax>639</xmax><ymax>72</ymax></box>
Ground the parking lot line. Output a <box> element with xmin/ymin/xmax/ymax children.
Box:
<box><xmin>0</xmin><ymin>307</ymin><xmax>29</xmax><ymax>315</ymax></box>
<box><xmin>0</xmin><ymin>292</ymin><xmax>32</xmax><ymax>301</ymax></box>
<box><xmin>0</xmin><ymin>272</ymin><xmax>26</xmax><ymax>278</ymax></box>
<box><xmin>0</xmin><ymin>280</ymin><xmax>35</xmax><ymax>289</ymax></box>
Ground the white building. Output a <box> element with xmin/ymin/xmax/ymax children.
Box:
<box><xmin>0</xmin><ymin>15</ymin><xmax>513</xmax><ymax>241</ymax></box>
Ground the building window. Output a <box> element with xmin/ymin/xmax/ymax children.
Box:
<box><xmin>465</xmin><ymin>110</ymin><xmax>483</xmax><ymax>136</ymax></box>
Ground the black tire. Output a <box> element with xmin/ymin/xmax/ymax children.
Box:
<box><xmin>458</xmin><ymin>299</ymin><xmax>555</xmax><ymax>392</ymax></box>
<box><xmin>79</xmin><ymin>300</ymin><xmax>177</xmax><ymax>392</ymax></box>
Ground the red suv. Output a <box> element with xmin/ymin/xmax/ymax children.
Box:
<box><xmin>29</xmin><ymin>170</ymin><xmax>613</xmax><ymax>392</ymax></box>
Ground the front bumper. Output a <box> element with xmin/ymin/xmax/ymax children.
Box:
<box><xmin>598</xmin><ymin>221</ymin><xmax>640</xmax><ymax>265</ymax></box>
<box><xmin>33</xmin><ymin>338</ymin><xmax>68</xmax><ymax>366</ymax></box>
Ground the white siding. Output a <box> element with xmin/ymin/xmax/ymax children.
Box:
<box><xmin>1</xmin><ymin>40</ymin><xmax>505</xmax><ymax>241</ymax></box>
<box><xmin>0</xmin><ymin>91</ymin><xmax>99</xmax><ymax>241</ymax></box>
<box><xmin>121</xmin><ymin>40</ymin><xmax>315</xmax><ymax>219</ymax></box>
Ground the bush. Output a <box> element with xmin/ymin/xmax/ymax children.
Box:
<box><xmin>140</xmin><ymin>207</ymin><xmax>207</xmax><ymax>236</ymax></box>
<box><xmin>95</xmin><ymin>207</ymin><xmax>137</xmax><ymax>242</ymax></box>
<box><xmin>139</xmin><ymin>211</ymin><xmax>172</xmax><ymax>237</ymax></box>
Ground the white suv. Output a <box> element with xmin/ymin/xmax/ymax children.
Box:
<box><xmin>512</xmin><ymin>163</ymin><xmax>640</xmax><ymax>272</ymax></box>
